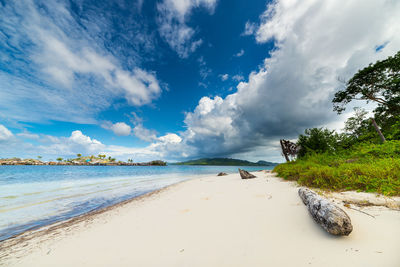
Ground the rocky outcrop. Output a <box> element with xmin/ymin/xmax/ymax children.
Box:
<box><xmin>217</xmin><ymin>172</ymin><xmax>228</xmax><ymax>176</ymax></box>
<box><xmin>238</xmin><ymin>169</ymin><xmax>256</xmax><ymax>179</ymax></box>
<box><xmin>298</xmin><ymin>187</ymin><xmax>353</xmax><ymax>236</ymax></box>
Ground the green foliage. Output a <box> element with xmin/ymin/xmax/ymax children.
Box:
<box><xmin>174</xmin><ymin>158</ymin><xmax>277</xmax><ymax>166</ymax></box>
<box><xmin>297</xmin><ymin>128</ymin><xmax>350</xmax><ymax>158</ymax></box>
<box><xmin>274</xmin><ymin>141</ymin><xmax>400</xmax><ymax>196</ymax></box>
<box><xmin>56</xmin><ymin>157</ymin><xmax>63</xmax><ymax>162</ymax></box>
<box><xmin>333</xmin><ymin>50</ymin><xmax>400</xmax><ymax>122</ymax></box>
<box><xmin>149</xmin><ymin>160</ymin><xmax>167</xmax><ymax>166</ymax></box>
<box><xmin>343</xmin><ymin>107</ymin><xmax>370</xmax><ymax>138</ymax></box>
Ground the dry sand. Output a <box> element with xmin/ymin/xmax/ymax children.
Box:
<box><xmin>1</xmin><ymin>172</ymin><xmax>399</xmax><ymax>267</ymax></box>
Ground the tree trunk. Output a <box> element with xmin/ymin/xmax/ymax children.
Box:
<box><xmin>370</xmin><ymin>118</ymin><xmax>386</xmax><ymax>143</ymax></box>
<box><xmin>238</xmin><ymin>169</ymin><xmax>256</xmax><ymax>179</ymax></box>
<box><xmin>280</xmin><ymin>139</ymin><xmax>290</xmax><ymax>162</ymax></box>
<box><xmin>298</xmin><ymin>188</ymin><xmax>353</xmax><ymax>236</ymax></box>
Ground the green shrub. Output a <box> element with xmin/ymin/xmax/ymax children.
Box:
<box><xmin>273</xmin><ymin>141</ymin><xmax>400</xmax><ymax>196</ymax></box>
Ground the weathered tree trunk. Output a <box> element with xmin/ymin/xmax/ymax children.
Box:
<box><xmin>238</xmin><ymin>169</ymin><xmax>256</xmax><ymax>179</ymax></box>
<box><xmin>280</xmin><ymin>139</ymin><xmax>290</xmax><ymax>162</ymax></box>
<box><xmin>298</xmin><ymin>188</ymin><xmax>353</xmax><ymax>236</ymax></box>
<box><xmin>370</xmin><ymin>118</ymin><xmax>386</xmax><ymax>143</ymax></box>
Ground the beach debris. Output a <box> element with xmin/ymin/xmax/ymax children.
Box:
<box><xmin>238</xmin><ymin>169</ymin><xmax>256</xmax><ymax>179</ymax></box>
<box><xmin>217</xmin><ymin>172</ymin><xmax>228</xmax><ymax>176</ymax></box>
<box><xmin>298</xmin><ymin>187</ymin><xmax>353</xmax><ymax>236</ymax></box>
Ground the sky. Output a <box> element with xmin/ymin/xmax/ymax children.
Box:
<box><xmin>0</xmin><ymin>0</ymin><xmax>399</xmax><ymax>163</ymax></box>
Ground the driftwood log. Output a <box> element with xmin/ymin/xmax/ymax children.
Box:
<box><xmin>217</xmin><ymin>172</ymin><xmax>228</xmax><ymax>176</ymax></box>
<box><xmin>298</xmin><ymin>188</ymin><xmax>353</xmax><ymax>236</ymax></box>
<box><xmin>279</xmin><ymin>139</ymin><xmax>299</xmax><ymax>162</ymax></box>
<box><xmin>238</xmin><ymin>169</ymin><xmax>256</xmax><ymax>179</ymax></box>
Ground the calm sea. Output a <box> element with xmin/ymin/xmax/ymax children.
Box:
<box><xmin>0</xmin><ymin>165</ymin><xmax>272</xmax><ymax>241</ymax></box>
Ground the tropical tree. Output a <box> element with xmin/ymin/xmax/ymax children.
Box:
<box><xmin>37</xmin><ymin>156</ymin><xmax>42</xmax><ymax>160</ymax></box>
<box><xmin>343</xmin><ymin>107</ymin><xmax>370</xmax><ymax>137</ymax></box>
<box><xmin>77</xmin><ymin>153</ymin><xmax>82</xmax><ymax>158</ymax></box>
<box><xmin>333</xmin><ymin>51</ymin><xmax>400</xmax><ymax>119</ymax></box>
<box><xmin>56</xmin><ymin>157</ymin><xmax>63</xmax><ymax>162</ymax></box>
<box><xmin>296</xmin><ymin>128</ymin><xmax>347</xmax><ymax>158</ymax></box>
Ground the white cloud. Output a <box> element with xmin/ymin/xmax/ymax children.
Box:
<box><xmin>133</xmin><ymin>124</ymin><xmax>158</xmax><ymax>142</ymax></box>
<box><xmin>232</xmin><ymin>74</ymin><xmax>244</xmax><ymax>81</ymax></box>
<box><xmin>158</xmin><ymin>133</ymin><xmax>182</xmax><ymax>144</ymax></box>
<box><xmin>198</xmin><ymin>56</ymin><xmax>212</xmax><ymax>79</ymax></box>
<box><xmin>219</xmin><ymin>74</ymin><xmax>229</xmax><ymax>81</ymax></box>
<box><xmin>0</xmin><ymin>125</ymin><xmax>13</xmax><ymax>141</ymax></box>
<box><xmin>102</xmin><ymin>121</ymin><xmax>132</xmax><ymax>136</ymax></box>
<box><xmin>24</xmin><ymin>130</ymin><xmax>184</xmax><ymax>162</ymax></box>
<box><xmin>164</xmin><ymin>0</ymin><xmax>400</xmax><ymax>161</ymax></box>
<box><xmin>242</xmin><ymin>21</ymin><xmax>257</xmax><ymax>36</ymax></box>
<box><xmin>234</xmin><ymin>49</ymin><xmax>245</xmax><ymax>57</ymax></box>
<box><xmin>33</xmin><ymin>130</ymin><xmax>106</xmax><ymax>157</ymax></box>
<box><xmin>16</xmin><ymin>132</ymin><xmax>40</xmax><ymax>140</ymax></box>
<box><xmin>0</xmin><ymin>1</ymin><xmax>162</xmax><ymax>123</ymax></box>
<box><xmin>111</xmin><ymin>122</ymin><xmax>132</xmax><ymax>136</ymax></box>
<box><xmin>157</xmin><ymin>0</ymin><xmax>217</xmax><ymax>58</ymax></box>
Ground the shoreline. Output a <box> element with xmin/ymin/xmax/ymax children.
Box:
<box><xmin>2</xmin><ymin>172</ymin><xmax>399</xmax><ymax>266</ymax></box>
<box><xmin>0</xmin><ymin>177</ymin><xmax>193</xmax><ymax>245</ymax></box>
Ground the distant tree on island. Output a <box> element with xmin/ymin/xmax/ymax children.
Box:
<box><xmin>76</xmin><ymin>153</ymin><xmax>82</xmax><ymax>158</ymax></box>
<box><xmin>56</xmin><ymin>157</ymin><xmax>63</xmax><ymax>162</ymax></box>
<box><xmin>173</xmin><ymin>158</ymin><xmax>277</xmax><ymax>166</ymax></box>
<box><xmin>37</xmin><ymin>156</ymin><xmax>42</xmax><ymax>160</ymax></box>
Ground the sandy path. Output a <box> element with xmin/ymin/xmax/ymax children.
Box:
<box><xmin>1</xmin><ymin>172</ymin><xmax>399</xmax><ymax>267</ymax></box>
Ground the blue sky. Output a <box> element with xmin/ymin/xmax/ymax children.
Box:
<box><xmin>0</xmin><ymin>0</ymin><xmax>399</xmax><ymax>162</ymax></box>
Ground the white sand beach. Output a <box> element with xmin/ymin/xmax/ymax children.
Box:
<box><xmin>1</xmin><ymin>172</ymin><xmax>399</xmax><ymax>267</ymax></box>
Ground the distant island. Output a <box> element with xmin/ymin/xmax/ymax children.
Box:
<box><xmin>0</xmin><ymin>155</ymin><xmax>166</xmax><ymax>166</ymax></box>
<box><xmin>172</xmin><ymin>158</ymin><xmax>278</xmax><ymax>166</ymax></box>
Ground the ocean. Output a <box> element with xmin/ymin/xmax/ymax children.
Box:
<box><xmin>0</xmin><ymin>165</ymin><xmax>273</xmax><ymax>241</ymax></box>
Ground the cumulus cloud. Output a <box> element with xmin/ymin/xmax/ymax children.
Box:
<box><xmin>13</xmin><ymin>130</ymin><xmax>184</xmax><ymax>162</ymax></box>
<box><xmin>101</xmin><ymin>121</ymin><xmax>132</xmax><ymax>136</ymax></box>
<box><xmin>158</xmin><ymin>133</ymin><xmax>182</xmax><ymax>144</ymax></box>
<box><xmin>39</xmin><ymin>131</ymin><xmax>106</xmax><ymax>156</ymax></box>
<box><xmin>133</xmin><ymin>124</ymin><xmax>158</xmax><ymax>142</ymax></box>
<box><xmin>166</xmin><ymin>0</ymin><xmax>400</xmax><ymax>161</ymax></box>
<box><xmin>0</xmin><ymin>124</ymin><xmax>13</xmax><ymax>141</ymax></box>
<box><xmin>111</xmin><ymin>122</ymin><xmax>132</xmax><ymax>136</ymax></box>
<box><xmin>157</xmin><ymin>0</ymin><xmax>217</xmax><ymax>58</ymax></box>
<box><xmin>0</xmin><ymin>0</ymin><xmax>162</xmax><ymax>123</ymax></box>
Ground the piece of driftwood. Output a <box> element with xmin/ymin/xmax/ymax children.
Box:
<box><xmin>279</xmin><ymin>139</ymin><xmax>299</xmax><ymax>162</ymax></box>
<box><xmin>298</xmin><ymin>188</ymin><xmax>353</xmax><ymax>236</ymax></box>
<box><xmin>238</xmin><ymin>169</ymin><xmax>256</xmax><ymax>179</ymax></box>
<box><xmin>217</xmin><ymin>172</ymin><xmax>228</xmax><ymax>176</ymax></box>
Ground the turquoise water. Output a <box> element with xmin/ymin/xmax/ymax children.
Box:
<box><xmin>0</xmin><ymin>165</ymin><xmax>272</xmax><ymax>241</ymax></box>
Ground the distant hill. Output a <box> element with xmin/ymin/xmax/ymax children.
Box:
<box><xmin>172</xmin><ymin>158</ymin><xmax>278</xmax><ymax>166</ymax></box>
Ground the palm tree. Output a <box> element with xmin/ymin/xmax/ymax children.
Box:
<box><xmin>56</xmin><ymin>157</ymin><xmax>63</xmax><ymax>162</ymax></box>
<box><xmin>77</xmin><ymin>153</ymin><xmax>82</xmax><ymax>158</ymax></box>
